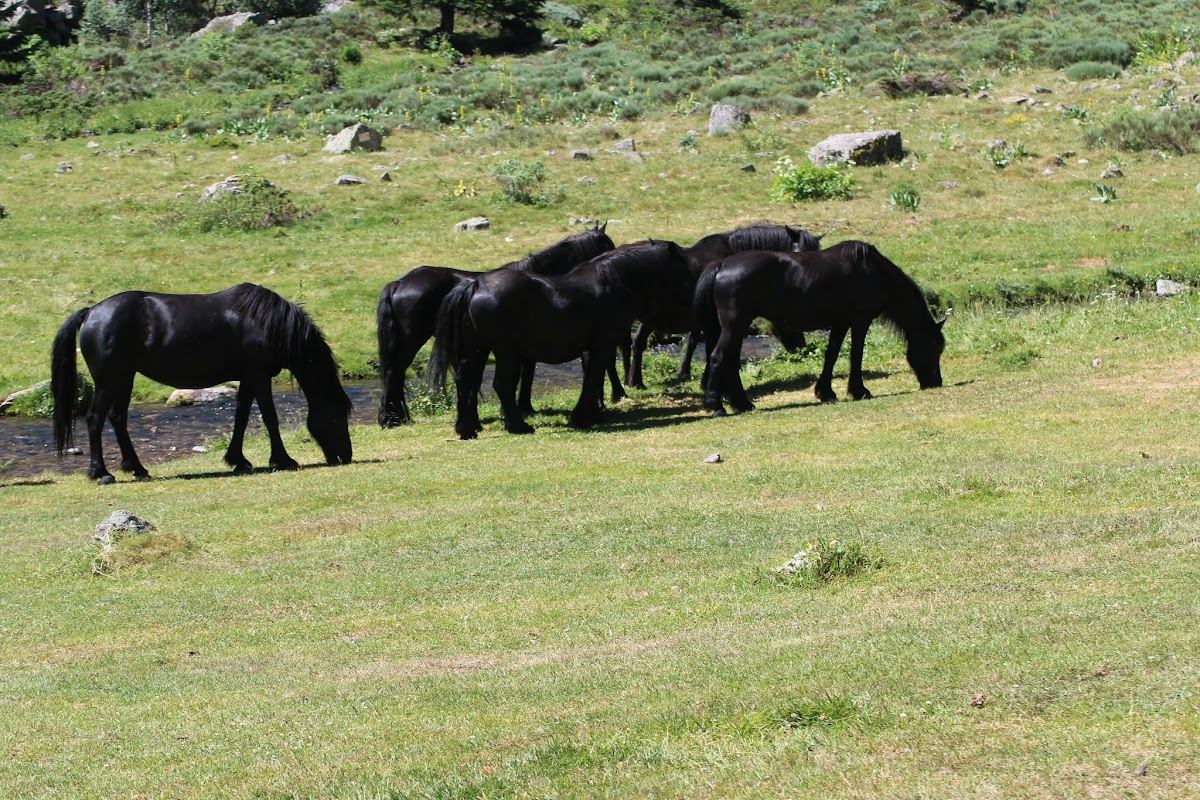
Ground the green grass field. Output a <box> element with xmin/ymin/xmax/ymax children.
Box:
<box><xmin>2</xmin><ymin>15</ymin><xmax>1200</xmax><ymax>795</ymax></box>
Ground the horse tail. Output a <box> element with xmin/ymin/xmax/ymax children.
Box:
<box><xmin>693</xmin><ymin>261</ymin><xmax>721</xmax><ymax>344</ymax></box>
<box><xmin>376</xmin><ymin>283</ymin><xmax>408</xmax><ymax>426</ymax></box>
<box><xmin>428</xmin><ymin>279</ymin><xmax>477</xmax><ymax>392</ymax></box>
<box><xmin>51</xmin><ymin>307</ymin><xmax>90</xmax><ymax>457</ymax></box>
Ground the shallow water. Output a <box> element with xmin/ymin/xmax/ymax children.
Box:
<box><xmin>0</xmin><ymin>339</ymin><xmax>777</xmax><ymax>483</ymax></box>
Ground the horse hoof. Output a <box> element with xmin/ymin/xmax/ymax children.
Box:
<box><xmin>231</xmin><ymin>463</ymin><xmax>253</xmax><ymax>475</ymax></box>
<box><xmin>506</xmin><ymin>423</ymin><xmax>536</xmax><ymax>435</ymax></box>
<box><xmin>133</xmin><ymin>472</ymin><xmax>152</xmax><ymax>482</ymax></box>
<box><xmin>816</xmin><ymin>391</ymin><xmax>838</xmax><ymax>403</ymax></box>
<box><xmin>97</xmin><ymin>474</ymin><xmax>116</xmax><ymax>485</ymax></box>
<box><xmin>711</xmin><ymin>408</ymin><xmax>727</xmax><ymax>418</ymax></box>
<box><xmin>271</xmin><ymin>460</ymin><xmax>300</xmax><ymax>472</ymax></box>
<box><xmin>852</xmin><ymin>390</ymin><xmax>873</xmax><ymax>401</ymax></box>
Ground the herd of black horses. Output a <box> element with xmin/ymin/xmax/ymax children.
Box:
<box><xmin>50</xmin><ymin>223</ymin><xmax>946</xmax><ymax>483</ymax></box>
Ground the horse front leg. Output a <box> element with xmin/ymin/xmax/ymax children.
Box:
<box><xmin>494</xmin><ymin>355</ymin><xmax>535</xmax><ymax>434</ymax></box>
<box><xmin>106</xmin><ymin>379</ymin><xmax>149</xmax><ymax>480</ymax></box>
<box><xmin>85</xmin><ymin>384</ymin><xmax>116</xmax><ymax>484</ymax></box>
<box><xmin>677</xmin><ymin>330</ymin><xmax>700</xmax><ymax>380</ymax></box>
<box><xmin>223</xmin><ymin>382</ymin><xmax>257</xmax><ymax>473</ymax></box>
<box><xmin>250</xmin><ymin>378</ymin><xmax>298</xmax><ymax>471</ymax></box>
<box><xmin>570</xmin><ymin>349</ymin><xmax>609</xmax><ymax>429</ymax></box>
<box><xmin>378</xmin><ymin>341</ymin><xmax>417</xmax><ymax>428</ymax></box>
<box><xmin>815</xmin><ymin>325</ymin><xmax>848</xmax><ymax>403</ymax></box>
<box><xmin>607</xmin><ymin>350</ymin><xmax>626</xmax><ymax>403</ymax></box>
<box><xmin>516</xmin><ymin>358</ymin><xmax>537</xmax><ymax>418</ymax></box>
<box><xmin>848</xmin><ymin>321</ymin><xmax>874</xmax><ymax>400</ymax></box>
<box><xmin>627</xmin><ymin>322</ymin><xmax>651</xmax><ymax>389</ymax></box>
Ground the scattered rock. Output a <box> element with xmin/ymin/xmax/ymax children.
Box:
<box><xmin>87</xmin><ymin>141</ymin><xmax>99</xmax><ymax>148</ymax></box>
<box><xmin>380</xmin><ymin>171</ymin><xmax>392</xmax><ymax>182</ymax></box>
<box><xmin>201</xmin><ymin>175</ymin><xmax>254</xmax><ymax>202</ymax></box>
<box><xmin>55</xmin><ymin>161</ymin><xmax>73</xmax><ymax>174</ymax></box>
<box><xmin>19</xmin><ymin>153</ymin><xmax>32</xmax><ymax>161</ymax></box>
<box><xmin>1077</xmin><ymin>158</ymin><xmax>1090</xmax><ymax>165</ymax></box>
<box><xmin>875</xmin><ymin>72</ymin><xmax>962</xmax><ymax>98</ymax></box>
<box><xmin>568</xmin><ymin>149</ymin><xmax>592</xmax><ymax>160</ymax></box>
<box><xmin>335</xmin><ymin>174</ymin><xmax>368</xmax><ymax>185</ymax></box>
<box><xmin>568</xmin><ymin>216</ymin><xmax>594</xmax><ymax>225</ymax></box>
<box><xmin>577</xmin><ymin>176</ymin><xmax>598</xmax><ymax>185</ymax></box>
<box><xmin>191</xmin><ymin>445</ymin><xmax>208</xmax><ymax>453</ymax></box>
<box><xmin>191</xmin><ymin>11</ymin><xmax>263</xmax><ymax>37</ymax></box>
<box><xmin>1155</xmin><ymin>279</ymin><xmax>1187</xmax><ymax>296</ymax></box>
<box><xmin>1100</xmin><ymin>164</ymin><xmax>1124</xmax><ymax>179</ymax></box>
<box><xmin>271</xmin><ymin>154</ymin><xmax>293</xmax><ymax>163</ymax></box>
<box><xmin>1032</xmin><ymin>85</ymin><xmax>1053</xmax><ymax>94</ymax></box>
<box><xmin>611</xmin><ymin>138</ymin><xmax>636</xmax><ymax>152</ymax></box>
<box><xmin>808</xmin><ymin>130</ymin><xmax>903</xmax><ymax>167</ymax></box>
<box><xmin>165</xmin><ymin>386</ymin><xmax>238</xmax><ymax>406</ymax></box>
<box><xmin>0</xmin><ymin>204</ymin><xmax>6</xmax><ymax>220</ymax></box>
<box><xmin>708</xmin><ymin>104</ymin><xmax>751</xmax><ymax>136</ymax></box>
<box><xmin>1043</xmin><ymin>168</ymin><xmax>1055</xmax><ymax>175</ymax></box>
<box><xmin>970</xmin><ymin>694</ymin><xmax>987</xmax><ymax>708</ymax></box>
<box><xmin>985</xmin><ymin>139</ymin><xmax>1008</xmax><ymax>150</ymax></box>
<box><xmin>703</xmin><ymin>453</ymin><xmax>722</xmax><ymax>464</ymax></box>
<box><xmin>1092</xmin><ymin>358</ymin><xmax>1103</xmax><ymax>367</ymax></box>
<box><xmin>1134</xmin><ymin>763</ymin><xmax>1149</xmax><ymax>777</ymax></box>
<box><xmin>1000</xmin><ymin>95</ymin><xmax>1033</xmax><ymax>105</ymax></box>
<box><xmin>321</xmin><ymin>0</ymin><xmax>354</xmax><ymax>11</ymax></box>
<box><xmin>1174</xmin><ymin>52</ymin><xmax>1196</xmax><ymax>70</ymax></box>
<box><xmin>0</xmin><ymin>381</ymin><xmax>48</xmax><ymax>414</ymax></box>
<box><xmin>940</xmin><ymin>181</ymin><xmax>959</xmax><ymax>188</ymax></box>
<box><xmin>623</xmin><ymin>151</ymin><xmax>645</xmax><ymax>162</ymax></box>
<box><xmin>95</xmin><ymin>510</ymin><xmax>156</xmax><ymax>543</ymax></box>
<box><xmin>454</xmin><ymin>216</ymin><xmax>490</xmax><ymax>232</ymax></box>
<box><xmin>322</xmin><ymin>122</ymin><xmax>383</xmax><ymax>154</ymax></box>
<box><xmin>740</xmin><ymin>164</ymin><xmax>756</xmax><ymax>173</ymax></box>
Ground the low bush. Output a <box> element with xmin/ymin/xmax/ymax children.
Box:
<box><xmin>1085</xmin><ymin>106</ymin><xmax>1200</xmax><ymax>153</ymax></box>
<box><xmin>770</xmin><ymin>158</ymin><xmax>854</xmax><ymax>202</ymax></box>
<box><xmin>491</xmin><ymin>158</ymin><xmax>564</xmax><ymax>206</ymax></box>
<box><xmin>768</xmin><ymin>536</ymin><xmax>882</xmax><ymax>588</ymax></box>
<box><xmin>177</xmin><ymin>173</ymin><xmax>306</xmax><ymax>232</ymax></box>
<box><xmin>1064</xmin><ymin>60</ymin><xmax>1122</xmax><ymax>81</ymax></box>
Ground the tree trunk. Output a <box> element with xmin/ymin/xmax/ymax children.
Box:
<box><xmin>438</xmin><ymin>2</ymin><xmax>455</xmax><ymax>34</ymax></box>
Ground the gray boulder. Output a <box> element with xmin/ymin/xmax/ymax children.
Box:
<box><xmin>1156</xmin><ymin>279</ymin><xmax>1187</xmax><ymax>297</ymax></box>
<box><xmin>708</xmin><ymin>104</ymin><xmax>751</xmax><ymax>136</ymax></box>
<box><xmin>166</xmin><ymin>386</ymin><xmax>238</xmax><ymax>407</ymax></box>
<box><xmin>568</xmin><ymin>149</ymin><xmax>592</xmax><ymax>160</ymax></box>
<box><xmin>454</xmin><ymin>216</ymin><xmax>490</xmax><ymax>232</ymax></box>
<box><xmin>191</xmin><ymin>11</ymin><xmax>264</xmax><ymax>37</ymax></box>
<box><xmin>335</xmin><ymin>174</ymin><xmax>368</xmax><ymax>185</ymax></box>
<box><xmin>95</xmin><ymin>511</ymin><xmax>156</xmax><ymax>543</ymax></box>
<box><xmin>611</xmin><ymin>138</ymin><xmax>636</xmax><ymax>152</ymax></box>
<box><xmin>808</xmin><ymin>130</ymin><xmax>903</xmax><ymax>167</ymax></box>
<box><xmin>322</xmin><ymin>123</ymin><xmax>383</xmax><ymax>154</ymax></box>
<box><xmin>2</xmin><ymin>0</ymin><xmax>83</xmax><ymax>46</ymax></box>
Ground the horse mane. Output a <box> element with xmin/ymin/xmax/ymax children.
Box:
<box><xmin>725</xmin><ymin>225</ymin><xmax>797</xmax><ymax>252</ymax></box>
<box><xmin>591</xmin><ymin>240</ymin><xmax>676</xmax><ymax>290</ymax></box>
<box><xmin>230</xmin><ymin>284</ymin><xmax>351</xmax><ymax>412</ymax></box>
<box><xmin>843</xmin><ymin>242</ymin><xmax>936</xmax><ymax>340</ymax></box>
<box><xmin>506</xmin><ymin>227</ymin><xmax>613</xmax><ymax>273</ymax></box>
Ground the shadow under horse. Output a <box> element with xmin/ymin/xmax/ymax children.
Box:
<box><xmin>428</xmin><ymin>240</ymin><xmax>694</xmax><ymax>439</ymax></box>
<box><xmin>376</xmin><ymin>224</ymin><xmax>615</xmax><ymax>427</ymax></box>
<box><xmin>694</xmin><ymin>240</ymin><xmax>945</xmax><ymax>416</ymax></box>
<box><xmin>625</xmin><ymin>223</ymin><xmax>823</xmax><ymax>388</ymax></box>
<box><xmin>51</xmin><ymin>283</ymin><xmax>353</xmax><ymax>484</ymax></box>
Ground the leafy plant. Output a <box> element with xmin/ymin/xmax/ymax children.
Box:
<box><xmin>982</xmin><ymin>143</ymin><xmax>1012</xmax><ymax>168</ymax></box>
<box><xmin>1131</xmin><ymin>29</ymin><xmax>1194</xmax><ymax>70</ymax></box>
<box><xmin>1092</xmin><ymin>184</ymin><xmax>1118</xmax><ymax>203</ymax></box>
<box><xmin>768</xmin><ymin>536</ymin><xmax>882</xmax><ymax>588</ymax></box>
<box><xmin>1064</xmin><ymin>60</ymin><xmax>1122</xmax><ymax>80</ymax></box>
<box><xmin>770</xmin><ymin>157</ymin><xmax>854</xmax><ymax>203</ymax></box>
<box><xmin>491</xmin><ymin>158</ymin><xmax>564</xmax><ymax>206</ymax></box>
<box><xmin>889</xmin><ymin>183</ymin><xmax>921</xmax><ymax>212</ymax></box>
<box><xmin>1061</xmin><ymin>106</ymin><xmax>1090</xmax><ymax>121</ymax></box>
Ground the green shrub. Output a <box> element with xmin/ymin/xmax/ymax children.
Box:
<box><xmin>1064</xmin><ymin>60</ymin><xmax>1122</xmax><ymax>81</ymax></box>
<box><xmin>2</xmin><ymin>379</ymin><xmax>92</xmax><ymax>418</ymax></box>
<box><xmin>178</xmin><ymin>172</ymin><xmax>306</xmax><ymax>232</ymax></box>
<box><xmin>1131</xmin><ymin>29</ymin><xmax>1194</xmax><ymax>70</ymax></box>
<box><xmin>770</xmin><ymin>157</ymin><xmax>854</xmax><ymax>202</ymax></box>
<box><xmin>491</xmin><ymin>158</ymin><xmax>564</xmax><ymax>206</ymax></box>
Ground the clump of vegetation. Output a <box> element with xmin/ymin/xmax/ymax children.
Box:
<box><xmin>1130</xmin><ymin>29</ymin><xmax>1195</xmax><ymax>70</ymax></box>
<box><xmin>1064</xmin><ymin>60</ymin><xmax>1123</xmax><ymax>81</ymax></box>
<box><xmin>982</xmin><ymin>140</ymin><xmax>1027</xmax><ymax>168</ymax></box>
<box><xmin>770</xmin><ymin>158</ymin><xmax>854</xmax><ymax>203</ymax></box>
<box><xmin>889</xmin><ymin>182</ymin><xmax>921</xmax><ymax>212</ymax></box>
<box><xmin>768</xmin><ymin>536</ymin><xmax>882</xmax><ymax>588</ymax></box>
<box><xmin>491</xmin><ymin>158</ymin><xmax>564</xmax><ymax>206</ymax></box>
<box><xmin>2</xmin><ymin>379</ymin><xmax>92</xmax><ymax>418</ymax></box>
<box><xmin>1092</xmin><ymin>184</ymin><xmax>1118</xmax><ymax>203</ymax></box>
<box><xmin>1085</xmin><ymin>106</ymin><xmax>1200</xmax><ymax>154</ymax></box>
<box><xmin>90</xmin><ymin>530</ymin><xmax>194</xmax><ymax>576</ymax></box>
<box><xmin>179</xmin><ymin>173</ymin><xmax>306</xmax><ymax>232</ymax></box>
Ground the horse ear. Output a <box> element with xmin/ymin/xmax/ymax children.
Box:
<box><xmin>599</xmin><ymin>221</ymin><xmax>608</xmax><ymax>233</ymax></box>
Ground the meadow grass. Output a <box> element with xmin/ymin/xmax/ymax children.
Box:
<box><xmin>2</xmin><ymin>296</ymin><xmax>1198</xmax><ymax>797</ymax></box>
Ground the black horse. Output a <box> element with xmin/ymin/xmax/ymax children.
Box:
<box><xmin>428</xmin><ymin>240</ymin><xmax>693</xmax><ymax>439</ymax></box>
<box><xmin>377</xmin><ymin>224</ymin><xmax>615</xmax><ymax>427</ymax></box>
<box><xmin>624</xmin><ymin>224</ymin><xmax>822</xmax><ymax>388</ymax></box>
<box><xmin>695</xmin><ymin>241</ymin><xmax>945</xmax><ymax>416</ymax></box>
<box><xmin>51</xmin><ymin>283</ymin><xmax>353</xmax><ymax>484</ymax></box>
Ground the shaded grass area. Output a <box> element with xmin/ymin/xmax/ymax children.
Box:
<box><xmin>2</xmin><ymin>298</ymin><xmax>1198</xmax><ymax>796</ymax></box>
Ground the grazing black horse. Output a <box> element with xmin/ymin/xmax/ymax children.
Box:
<box><xmin>624</xmin><ymin>224</ymin><xmax>823</xmax><ymax>388</ymax></box>
<box><xmin>51</xmin><ymin>283</ymin><xmax>353</xmax><ymax>484</ymax></box>
<box><xmin>428</xmin><ymin>240</ymin><xmax>693</xmax><ymax>439</ymax></box>
<box><xmin>695</xmin><ymin>241</ymin><xmax>945</xmax><ymax>416</ymax></box>
<box><xmin>376</xmin><ymin>224</ymin><xmax>615</xmax><ymax>427</ymax></box>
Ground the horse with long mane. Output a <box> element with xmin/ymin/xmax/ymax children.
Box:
<box><xmin>694</xmin><ymin>241</ymin><xmax>945</xmax><ymax>416</ymax></box>
<box><xmin>428</xmin><ymin>240</ymin><xmax>693</xmax><ymax>439</ymax></box>
<box><xmin>51</xmin><ymin>283</ymin><xmax>353</xmax><ymax>483</ymax></box>
<box><xmin>376</xmin><ymin>224</ymin><xmax>615</xmax><ymax>427</ymax></box>
<box><xmin>624</xmin><ymin>224</ymin><xmax>823</xmax><ymax>388</ymax></box>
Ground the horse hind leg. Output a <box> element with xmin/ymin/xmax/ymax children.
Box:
<box><xmin>494</xmin><ymin>356</ymin><xmax>535</xmax><ymax>435</ymax></box>
<box><xmin>249</xmin><ymin>377</ymin><xmax>298</xmax><ymax>470</ymax></box>
<box><xmin>516</xmin><ymin>358</ymin><xmax>537</xmax><ymax>418</ymax></box>
<box><xmin>106</xmin><ymin>380</ymin><xmax>150</xmax><ymax>480</ymax></box>
<box><xmin>223</xmin><ymin>383</ymin><xmax>257</xmax><ymax>473</ymax></box>
<box><xmin>677</xmin><ymin>331</ymin><xmax>700</xmax><ymax>380</ymax></box>
<box><xmin>84</xmin><ymin>383</ymin><xmax>117</xmax><ymax>484</ymax></box>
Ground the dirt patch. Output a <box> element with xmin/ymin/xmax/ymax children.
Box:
<box><xmin>1074</xmin><ymin>257</ymin><xmax>1108</xmax><ymax>269</ymax></box>
<box><xmin>1091</xmin><ymin>352</ymin><xmax>1200</xmax><ymax>396</ymax></box>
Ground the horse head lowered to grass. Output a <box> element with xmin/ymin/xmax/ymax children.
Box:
<box><xmin>694</xmin><ymin>240</ymin><xmax>945</xmax><ymax>416</ymax></box>
<box><xmin>52</xmin><ymin>283</ymin><xmax>352</xmax><ymax>483</ymax></box>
